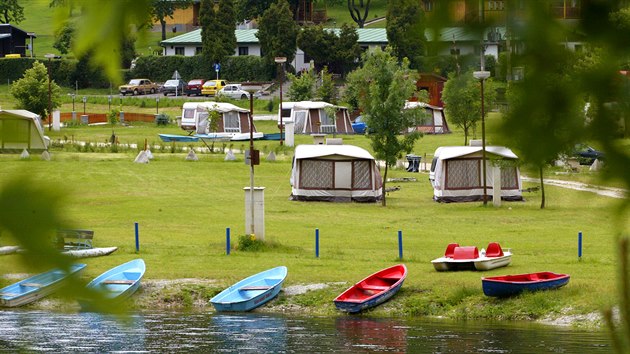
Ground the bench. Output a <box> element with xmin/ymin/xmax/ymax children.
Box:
<box><xmin>20</xmin><ymin>283</ymin><xmax>44</xmax><ymax>288</ymax></box>
<box><xmin>101</xmin><ymin>280</ymin><xmax>135</xmax><ymax>285</ymax></box>
<box><xmin>56</xmin><ymin>229</ymin><xmax>94</xmax><ymax>250</ymax></box>
<box><xmin>239</xmin><ymin>286</ymin><xmax>272</xmax><ymax>291</ymax></box>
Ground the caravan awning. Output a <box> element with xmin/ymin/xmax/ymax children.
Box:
<box><xmin>295</xmin><ymin>144</ymin><xmax>375</xmax><ymax>160</ymax></box>
<box><xmin>439</xmin><ymin>146</ymin><xmax>518</xmax><ymax>160</ymax></box>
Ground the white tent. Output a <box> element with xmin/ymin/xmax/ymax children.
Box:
<box><xmin>180</xmin><ymin>102</ymin><xmax>259</xmax><ymax>139</ymax></box>
<box><xmin>290</xmin><ymin>144</ymin><xmax>382</xmax><ymax>202</ymax></box>
<box><xmin>404</xmin><ymin>101</ymin><xmax>450</xmax><ymax>134</ymax></box>
<box><xmin>278</xmin><ymin>101</ymin><xmax>354</xmax><ymax>134</ymax></box>
<box><xmin>0</xmin><ymin>110</ymin><xmax>49</xmax><ymax>153</ymax></box>
<box><xmin>429</xmin><ymin>145</ymin><xmax>523</xmax><ymax>202</ymax></box>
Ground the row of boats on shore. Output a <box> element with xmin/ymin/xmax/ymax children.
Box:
<box><xmin>0</xmin><ymin>242</ymin><xmax>570</xmax><ymax>312</ymax></box>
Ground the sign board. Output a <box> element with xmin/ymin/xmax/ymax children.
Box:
<box><xmin>244</xmin><ymin>149</ymin><xmax>260</xmax><ymax>165</ymax></box>
<box><xmin>214</xmin><ymin>63</ymin><xmax>221</xmax><ymax>72</ymax></box>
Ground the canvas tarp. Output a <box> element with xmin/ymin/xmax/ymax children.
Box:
<box><xmin>290</xmin><ymin>144</ymin><xmax>382</xmax><ymax>202</ymax></box>
<box><xmin>404</xmin><ymin>101</ymin><xmax>450</xmax><ymax>134</ymax></box>
<box><xmin>429</xmin><ymin>146</ymin><xmax>523</xmax><ymax>202</ymax></box>
<box><xmin>0</xmin><ymin>109</ymin><xmax>48</xmax><ymax>153</ymax></box>
<box><xmin>279</xmin><ymin>101</ymin><xmax>354</xmax><ymax>134</ymax></box>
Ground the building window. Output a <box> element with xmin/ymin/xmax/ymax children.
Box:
<box><xmin>487</xmin><ymin>1</ymin><xmax>504</xmax><ymax>11</ymax></box>
<box><xmin>238</xmin><ymin>46</ymin><xmax>249</xmax><ymax>56</ymax></box>
<box><xmin>195</xmin><ymin>47</ymin><xmax>202</xmax><ymax>55</ymax></box>
<box><xmin>175</xmin><ymin>47</ymin><xmax>185</xmax><ymax>55</ymax></box>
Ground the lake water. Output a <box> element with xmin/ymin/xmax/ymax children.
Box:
<box><xmin>0</xmin><ymin>310</ymin><xmax>611</xmax><ymax>353</ymax></box>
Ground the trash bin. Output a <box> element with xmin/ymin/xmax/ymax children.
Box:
<box><xmin>406</xmin><ymin>154</ymin><xmax>421</xmax><ymax>173</ymax></box>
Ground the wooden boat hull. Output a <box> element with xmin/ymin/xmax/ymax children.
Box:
<box><xmin>482</xmin><ymin>272</ymin><xmax>570</xmax><ymax>297</ymax></box>
<box><xmin>0</xmin><ymin>245</ymin><xmax>20</xmax><ymax>255</ymax></box>
<box><xmin>334</xmin><ymin>264</ymin><xmax>407</xmax><ymax>313</ymax></box>
<box><xmin>210</xmin><ymin>266</ymin><xmax>287</xmax><ymax>312</ymax></box>
<box><xmin>158</xmin><ymin>134</ymin><xmax>199</xmax><ymax>142</ymax></box>
<box><xmin>0</xmin><ymin>263</ymin><xmax>86</xmax><ymax>307</ymax></box>
<box><xmin>63</xmin><ymin>247</ymin><xmax>118</xmax><ymax>259</ymax></box>
<box><xmin>83</xmin><ymin>259</ymin><xmax>145</xmax><ymax>306</ymax></box>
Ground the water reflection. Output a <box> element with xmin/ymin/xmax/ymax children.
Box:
<box><xmin>0</xmin><ymin>310</ymin><xmax>612</xmax><ymax>353</ymax></box>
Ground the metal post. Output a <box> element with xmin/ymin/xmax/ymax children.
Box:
<box><xmin>480</xmin><ymin>77</ymin><xmax>487</xmax><ymax>205</ymax></box>
<box><xmin>315</xmin><ymin>228</ymin><xmax>320</xmax><ymax>258</ymax></box>
<box><xmin>45</xmin><ymin>54</ymin><xmax>55</xmax><ymax>131</ymax></box>
<box><xmin>82</xmin><ymin>96</ymin><xmax>86</xmax><ymax>115</ymax></box>
<box><xmin>275</xmin><ymin>57</ymin><xmax>287</xmax><ymax>146</ymax></box>
<box><xmin>226</xmin><ymin>227</ymin><xmax>231</xmax><ymax>255</ymax></box>
<box><xmin>249</xmin><ymin>93</ymin><xmax>255</xmax><ymax>236</ymax></box>
<box><xmin>578</xmin><ymin>231</ymin><xmax>582</xmax><ymax>260</ymax></box>
<box><xmin>156</xmin><ymin>97</ymin><xmax>160</xmax><ymax>114</ymax></box>
<box><xmin>108</xmin><ymin>95</ymin><xmax>112</xmax><ymax>111</ymax></box>
<box><xmin>71</xmin><ymin>93</ymin><xmax>75</xmax><ymax>112</ymax></box>
<box><xmin>398</xmin><ymin>230</ymin><xmax>403</xmax><ymax>260</ymax></box>
<box><xmin>134</xmin><ymin>222</ymin><xmax>140</xmax><ymax>253</ymax></box>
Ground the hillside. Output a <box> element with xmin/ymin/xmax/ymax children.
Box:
<box><xmin>17</xmin><ymin>0</ymin><xmax>388</xmax><ymax>59</ymax></box>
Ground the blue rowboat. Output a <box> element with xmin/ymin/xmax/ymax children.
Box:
<box><xmin>84</xmin><ymin>259</ymin><xmax>146</xmax><ymax>304</ymax></box>
<box><xmin>0</xmin><ymin>263</ymin><xmax>86</xmax><ymax>307</ymax></box>
<box><xmin>482</xmin><ymin>271</ymin><xmax>570</xmax><ymax>297</ymax></box>
<box><xmin>158</xmin><ymin>134</ymin><xmax>199</xmax><ymax>142</ymax></box>
<box><xmin>210</xmin><ymin>266</ymin><xmax>287</xmax><ymax>312</ymax></box>
<box><xmin>334</xmin><ymin>264</ymin><xmax>407</xmax><ymax>313</ymax></box>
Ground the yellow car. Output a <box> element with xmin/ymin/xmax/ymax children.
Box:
<box><xmin>201</xmin><ymin>79</ymin><xmax>227</xmax><ymax>96</ymax></box>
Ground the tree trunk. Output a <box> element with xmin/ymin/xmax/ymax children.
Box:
<box><xmin>160</xmin><ymin>19</ymin><xmax>167</xmax><ymax>41</ymax></box>
<box><xmin>381</xmin><ymin>163</ymin><xmax>388</xmax><ymax>206</ymax></box>
<box><xmin>539</xmin><ymin>165</ymin><xmax>545</xmax><ymax>209</ymax></box>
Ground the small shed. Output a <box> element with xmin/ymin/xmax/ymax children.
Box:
<box><xmin>0</xmin><ymin>24</ymin><xmax>35</xmax><ymax>57</ymax></box>
<box><xmin>404</xmin><ymin>101</ymin><xmax>450</xmax><ymax>134</ymax></box>
<box><xmin>290</xmin><ymin>144</ymin><xmax>382</xmax><ymax>202</ymax></box>
<box><xmin>415</xmin><ymin>73</ymin><xmax>446</xmax><ymax>107</ymax></box>
<box><xmin>0</xmin><ymin>109</ymin><xmax>48</xmax><ymax>152</ymax></box>
<box><xmin>429</xmin><ymin>145</ymin><xmax>523</xmax><ymax>203</ymax></box>
<box><xmin>278</xmin><ymin>101</ymin><xmax>354</xmax><ymax>134</ymax></box>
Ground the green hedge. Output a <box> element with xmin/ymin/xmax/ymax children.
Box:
<box><xmin>129</xmin><ymin>55</ymin><xmax>274</xmax><ymax>83</ymax></box>
<box><xmin>0</xmin><ymin>57</ymin><xmax>111</xmax><ymax>88</ymax></box>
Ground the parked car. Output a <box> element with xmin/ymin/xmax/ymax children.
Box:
<box><xmin>162</xmin><ymin>79</ymin><xmax>186</xmax><ymax>96</ymax></box>
<box><xmin>201</xmin><ymin>79</ymin><xmax>227</xmax><ymax>96</ymax></box>
<box><xmin>217</xmin><ymin>84</ymin><xmax>250</xmax><ymax>100</ymax></box>
<box><xmin>184</xmin><ymin>79</ymin><xmax>206</xmax><ymax>96</ymax></box>
<box><xmin>119</xmin><ymin>79</ymin><xmax>158</xmax><ymax>96</ymax></box>
<box><xmin>573</xmin><ymin>144</ymin><xmax>605</xmax><ymax>165</ymax></box>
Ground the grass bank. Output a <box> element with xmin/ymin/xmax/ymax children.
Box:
<box><xmin>0</xmin><ymin>119</ymin><xmax>627</xmax><ymax>328</ymax></box>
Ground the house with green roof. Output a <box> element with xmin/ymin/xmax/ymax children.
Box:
<box><xmin>160</xmin><ymin>26</ymin><xmax>511</xmax><ymax>72</ymax></box>
<box><xmin>160</xmin><ymin>28</ymin><xmax>388</xmax><ymax>72</ymax></box>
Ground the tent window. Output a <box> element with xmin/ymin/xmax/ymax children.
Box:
<box><xmin>294</xmin><ymin>110</ymin><xmax>308</xmax><ymax>133</ymax></box>
<box><xmin>353</xmin><ymin>160</ymin><xmax>372</xmax><ymax>189</ymax></box>
<box><xmin>183</xmin><ymin>109</ymin><xmax>195</xmax><ymax>119</ymax></box>
<box><xmin>224</xmin><ymin>111</ymin><xmax>240</xmax><ymax>132</ymax></box>
<box><xmin>501</xmin><ymin>166</ymin><xmax>518</xmax><ymax>189</ymax></box>
<box><xmin>319</xmin><ymin>109</ymin><xmax>336</xmax><ymax>133</ymax></box>
<box><xmin>300</xmin><ymin>160</ymin><xmax>333</xmax><ymax>189</ymax></box>
<box><xmin>445</xmin><ymin>159</ymin><xmax>480</xmax><ymax>189</ymax></box>
<box><xmin>1</xmin><ymin>119</ymin><xmax>29</xmax><ymax>144</ymax></box>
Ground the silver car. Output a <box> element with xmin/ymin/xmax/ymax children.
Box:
<box><xmin>217</xmin><ymin>84</ymin><xmax>251</xmax><ymax>100</ymax></box>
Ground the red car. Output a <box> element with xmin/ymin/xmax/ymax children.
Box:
<box><xmin>184</xmin><ymin>79</ymin><xmax>205</xmax><ymax>96</ymax></box>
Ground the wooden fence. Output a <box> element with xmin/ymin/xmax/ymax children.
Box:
<box><xmin>59</xmin><ymin>112</ymin><xmax>157</xmax><ymax>124</ymax></box>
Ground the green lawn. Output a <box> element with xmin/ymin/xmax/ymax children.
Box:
<box><xmin>0</xmin><ymin>114</ymin><xmax>627</xmax><ymax>322</ymax></box>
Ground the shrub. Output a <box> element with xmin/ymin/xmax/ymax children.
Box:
<box><xmin>237</xmin><ymin>234</ymin><xmax>264</xmax><ymax>251</ymax></box>
<box><xmin>155</xmin><ymin>113</ymin><xmax>170</xmax><ymax>126</ymax></box>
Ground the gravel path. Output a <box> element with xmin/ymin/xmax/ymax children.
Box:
<box><xmin>522</xmin><ymin>177</ymin><xmax>627</xmax><ymax>199</ymax></box>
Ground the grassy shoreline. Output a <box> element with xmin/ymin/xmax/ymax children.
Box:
<box><xmin>0</xmin><ymin>118</ymin><xmax>628</xmax><ymax>329</ymax></box>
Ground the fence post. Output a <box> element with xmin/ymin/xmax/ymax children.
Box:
<box><xmin>578</xmin><ymin>231</ymin><xmax>582</xmax><ymax>261</ymax></box>
<box><xmin>134</xmin><ymin>222</ymin><xmax>139</xmax><ymax>253</ymax></box>
<box><xmin>398</xmin><ymin>230</ymin><xmax>403</xmax><ymax>260</ymax></box>
<box><xmin>315</xmin><ymin>228</ymin><xmax>320</xmax><ymax>258</ymax></box>
<box><xmin>226</xmin><ymin>227</ymin><xmax>231</xmax><ymax>255</ymax></box>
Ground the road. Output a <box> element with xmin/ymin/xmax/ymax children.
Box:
<box><xmin>521</xmin><ymin>176</ymin><xmax>627</xmax><ymax>199</ymax></box>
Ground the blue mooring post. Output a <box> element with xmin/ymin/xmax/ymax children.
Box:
<box><xmin>226</xmin><ymin>227</ymin><xmax>231</xmax><ymax>255</ymax></box>
<box><xmin>398</xmin><ymin>230</ymin><xmax>403</xmax><ymax>260</ymax></box>
<box><xmin>315</xmin><ymin>228</ymin><xmax>320</xmax><ymax>258</ymax></box>
<box><xmin>578</xmin><ymin>231</ymin><xmax>583</xmax><ymax>260</ymax></box>
<box><xmin>134</xmin><ymin>222</ymin><xmax>139</xmax><ymax>253</ymax></box>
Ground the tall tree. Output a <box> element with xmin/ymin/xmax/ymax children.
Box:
<box><xmin>234</xmin><ymin>0</ymin><xmax>275</xmax><ymax>21</ymax></box>
<box><xmin>256</xmin><ymin>0</ymin><xmax>299</xmax><ymax>65</ymax></box>
<box><xmin>200</xmin><ymin>0</ymin><xmax>236</xmax><ymax>67</ymax></box>
<box><xmin>333</xmin><ymin>23</ymin><xmax>361</xmax><ymax>76</ymax></box>
<box><xmin>297</xmin><ymin>24</ymin><xmax>360</xmax><ymax>76</ymax></box>
<box><xmin>346</xmin><ymin>48</ymin><xmax>420</xmax><ymax>206</ymax></box>
<box><xmin>0</xmin><ymin>0</ymin><xmax>24</xmax><ymax>24</ymax></box>
<box><xmin>386</xmin><ymin>0</ymin><xmax>426</xmax><ymax>69</ymax></box>
<box><xmin>53</xmin><ymin>21</ymin><xmax>74</xmax><ymax>55</ymax></box>
<box><xmin>151</xmin><ymin>0</ymin><xmax>192</xmax><ymax>41</ymax></box>
<box><xmin>10</xmin><ymin>61</ymin><xmax>61</xmax><ymax>121</ymax></box>
<box><xmin>442</xmin><ymin>70</ymin><xmax>497</xmax><ymax>146</ymax></box>
<box><xmin>347</xmin><ymin>0</ymin><xmax>370</xmax><ymax>28</ymax></box>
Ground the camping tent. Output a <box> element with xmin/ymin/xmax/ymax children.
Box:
<box><xmin>278</xmin><ymin>101</ymin><xmax>354</xmax><ymax>134</ymax></box>
<box><xmin>404</xmin><ymin>101</ymin><xmax>450</xmax><ymax>134</ymax></box>
<box><xmin>0</xmin><ymin>109</ymin><xmax>48</xmax><ymax>153</ymax></box>
<box><xmin>180</xmin><ymin>102</ymin><xmax>259</xmax><ymax>139</ymax></box>
<box><xmin>290</xmin><ymin>144</ymin><xmax>382</xmax><ymax>202</ymax></box>
<box><xmin>429</xmin><ymin>145</ymin><xmax>523</xmax><ymax>202</ymax></box>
